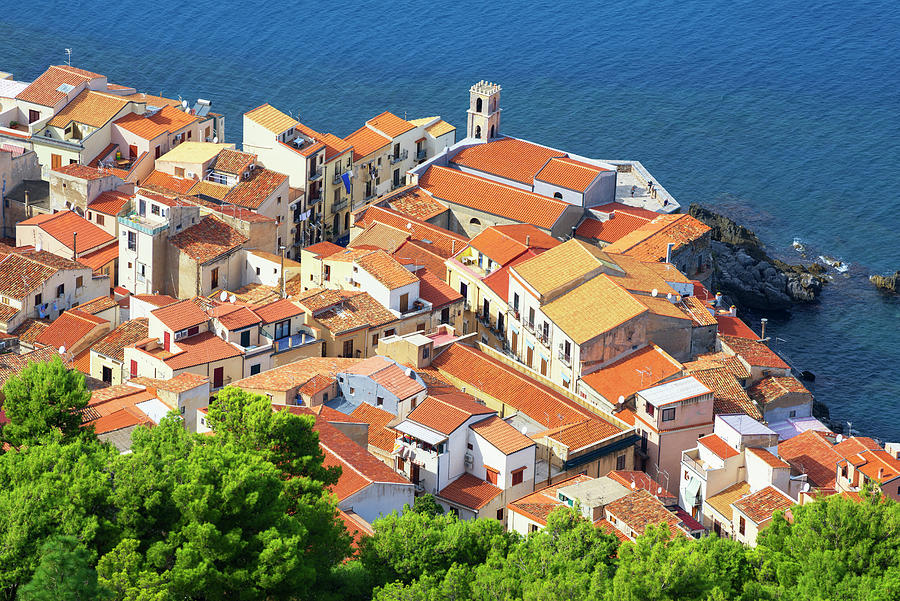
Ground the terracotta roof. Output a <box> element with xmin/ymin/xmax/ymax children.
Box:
<box><xmin>592</xmin><ymin>203</ymin><xmax>661</xmax><ymax>220</ymax></box>
<box><xmin>698</xmin><ymin>434</ymin><xmax>739</xmax><ymax>460</ymax></box>
<box><xmin>150</xmin><ymin>299</ymin><xmax>208</xmax><ymax>332</ymax></box>
<box><xmin>350</xmin><ymin>222</ymin><xmax>410</xmax><ymax>255</ymax></box>
<box><xmin>212</xmin><ymin>149</ymin><xmax>255</xmax><ymax>175</ymax></box>
<box><xmin>407</xmin><ymin>395</ymin><xmax>494</xmax><ymax>435</ymax></box>
<box><xmin>424</xmin><ymin>119</ymin><xmax>455</xmax><ymax>138</ymax></box>
<box><xmin>481</xmin><ymin>250</ymin><xmax>539</xmax><ymax>301</ymax></box>
<box><xmin>16</xmin><ymin>65</ymin><xmax>100</xmax><ymax>107</ymax></box>
<box><xmin>680</xmin><ymin>296</ymin><xmax>718</xmax><ymax>327</ymax></box>
<box><xmin>131</xmin><ymin>294</ymin><xmax>179</xmax><ymax>308</ymax></box>
<box><xmin>91</xmin><ymin>318</ymin><xmax>149</xmax><ymax>362</ymax></box>
<box><xmin>244</xmin><ymin>104</ymin><xmax>298</xmax><ymax>134</ymax></box>
<box><xmin>368</xmin><ymin>362</ymin><xmax>426</xmax><ymax>400</ymax></box>
<box><xmin>414</xmin><ymin>268</ymin><xmax>461</xmax><ymax>308</ymax></box>
<box><xmin>719</xmin><ymin>335</ymin><xmax>789</xmax><ymax>370</ymax></box>
<box><xmin>48</xmin><ymin>90</ymin><xmax>128</xmax><ymax>128</ymax></box>
<box><xmin>607</xmin><ymin>471</ymin><xmax>677</xmax><ymax>504</ymax></box>
<box><xmin>535</xmin><ymin>157</ymin><xmax>608</xmax><ymax>191</ymax></box>
<box><xmin>11</xmin><ymin>319</ymin><xmax>50</xmax><ymax>344</ymax></box>
<box><xmin>317</xmin><ymin>419</ymin><xmax>410</xmax><ymax>499</ymax></box>
<box><xmin>344</xmin><ymin>124</ymin><xmax>390</xmax><ymax>160</ymax></box>
<box><xmin>705</xmin><ymin>481</ymin><xmax>751</xmax><ymax>522</ymax></box>
<box><xmin>511</xmin><ymin>239</ymin><xmax>612</xmax><ymax>298</ymax></box>
<box><xmin>604</xmin><ymin>214</ymin><xmax>712</xmax><ymax>262</ymax></box>
<box><xmin>224</xmin><ymin>168</ymin><xmax>286</xmax><ymax>209</ymax></box>
<box><xmin>581</xmin><ymin>344</ymin><xmax>683</xmax><ymax>403</ymax></box>
<box><xmin>469</xmin><ymin>415</ymin><xmax>535</xmax><ymax>455</ymax></box>
<box><xmin>419</xmin><ymin>166</ymin><xmax>569</xmax><ymax>230</ymax></box>
<box><xmin>349</xmin><ymin>403</ymin><xmax>397</xmax><ymax>453</ymax></box>
<box><xmin>366</xmin><ymin>111</ymin><xmax>415</xmax><ymax>138</ymax></box>
<box><xmin>854</xmin><ymin>449</ymin><xmax>900</xmax><ymax>483</ymax></box>
<box><xmin>716</xmin><ymin>315</ymin><xmax>759</xmax><ymax>339</ymax></box>
<box><xmin>232</xmin><ymin>356</ymin><xmax>360</xmax><ymax>393</ymax></box>
<box><xmin>77</xmin><ymin>243</ymin><xmax>118</xmax><ymax>271</ymax></box>
<box><xmin>683</xmin><ymin>351</ymin><xmax>751</xmax><ymax>380</ymax></box>
<box><xmin>546</xmin><ymin>418</ymin><xmax>622</xmax><ymax>451</ymax></box>
<box><xmin>51</xmin><ymin>163</ymin><xmax>114</xmax><ymax>181</ymax></box>
<box><xmin>303</xmin><ymin>241</ymin><xmax>344</xmax><ymax>259</ymax></box>
<box><xmin>451</xmin><ymin>137</ymin><xmax>565</xmax><ymax>185</ymax></box>
<box><xmin>75</xmin><ymin>295</ymin><xmax>117</xmax><ymax>315</ymax></box>
<box><xmin>747</xmin><ymin>376</ymin><xmax>811</xmax><ymax>406</ymax></box>
<box><xmin>387</xmin><ymin>188</ymin><xmax>448</xmax><ymax>222</ymax></box>
<box><xmin>168</xmin><ymin>215</ymin><xmax>247</xmax><ymax>264</ymax></box>
<box><xmin>542</xmin><ymin>274</ymin><xmax>647</xmax><ymax>345</ymax></box>
<box><xmin>188</xmin><ymin>180</ymin><xmax>231</xmax><ymax>200</ymax></box>
<box><xmin>35</xmin><ymin>309</ymin><xmax>107</xmax><ymax>351</ymax></box>
<box><xmin>605</xmin><ymin>489</ymin><xmax>683</xmax><ymax>537</ymax></box>
<box><xmin>295</xmin><ymin>288</ymin><xmax>345</xmax><ymax>312</ymax></box>
<box><xmin>438</xmin><ymin>473</ymin><xmax>502</xmax><ymax>510</ymax></box>
<box><xmin>0</xmin><ymin>347</ymin><xmax>62</xmax><ymax>386</ymax></box>
<box><xmin>298</xmin><ymin>373</ymin><xmax>336</xmax><ymax>396</ymax></box>
<box><xmin>467</xmin><ymin>223</ymin><xmax>560</xmax><ymax>266</ymax></box>
<box><xmin>320</xmin><ymin>133</ymin><xmax>352</xmax><ymax>162</ymax></box>
<box><xmin>575</xmin><ymin>213</ymin><xmax>651</xmax><ymax>244</ymax></box>
<box><xmin>164</xmin><ymin>331</ymin><xmax>241</xmax><ymax>370</ymax></box>
<box><xmin>746</xmin><ymin>447</ymin><xmax>791</xmax><ymax>469</ymax></box>
<box><xmin>507</xmin><ymin>474</ymin><xmax>593</xmax><ymax>525</ymax></box>
<box><xmin>20</xmin><ymin>210</ymin><xmax>114</xmax><ymax>253</ymax></box>
<box><xmin>356</xmin><ymin>250</ymin><xmax>419</xmax><ymax>290</ymax></box>
<box><xmin>129</xmin><ymin>372</ymin><xmax>209</xmax><ymax>393</ymax></box>
<box><xmin>777</xmin><ymin>430</ymin><xmax>839</xmax><ymax>488</ymax></box>
<box><xmin>833</xmin><ymin>436</ymin><xmax>881</xmax><ymax>458</ymax></box>
<box><xmin>393</xmin><ymin>240</ymin><xmax>452</xmax><ymax>278</ymax></box>
<box><xmin>113</xmin><ymin>104</ymin><xmax>197</xmax><ymax>140</ymax></box>
<box><xmin>121</xmin><ymin>92</ymin><xmax>180</xmax><ymax>109</ymax></box>
<box><xmin>216</xmin><ymin>306</ymin><xmax>262</xmax><ymax>330</ymax></box>
<box><xmin>142</xmin><ymin>170</ymin><xmax>195</xmax><ymax>194</ymax></box>
<box><xmin>354</xmin><ymin>205</ymin><xmax>467</xmax><ymax>258</ymax></box>
<box><xmin>689</xmin><ymin>368</ymin><xmax>762</xmax><ymax>420</ymax></box>
<box><xmin>313</xmin><ymin>291</ymin><xmax>397</xmax><ymax>334</ymax></box>
<box><xmin>87</xmin><ymin>190</ymin><xmax>132</xmax><ymax>215</ymax></box>
<box><xmin>431</xmin><ymin>343</ymin><xmax>603</xmax><ymax>430</ymax></box>
<box><xmin>253</xmin><ymin>298</ymin><xmax>302</xmax><ymax>323</ymax></box>
<box><xmin>733</xmin><ymin>485</ymin><xmax>793</xmax><ymax>525</ymax></box>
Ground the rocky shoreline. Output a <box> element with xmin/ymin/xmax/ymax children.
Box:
<box><xmin>870</xmin><ymin>271</ymin><xmax>900</xmax><ymax>293</ymax></box>
<box><xmin>688</xmin><ymin>204</ymin><xmax>828</xmax><ymax>312</ymax></box>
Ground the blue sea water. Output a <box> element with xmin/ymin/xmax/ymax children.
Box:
<box><xmin>2</xmin><ymin>1</ymin><xmax>899</xmax><ymax>440</ymax></box>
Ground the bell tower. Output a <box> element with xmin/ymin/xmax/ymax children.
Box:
<box><xmin>466</xmin><ymin>81</ymin><xmax>501</xmax><ymax>140</ymax></box>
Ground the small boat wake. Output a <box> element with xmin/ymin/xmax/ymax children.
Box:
<box><xmin>818</xmin><ymin>255</ymin><xmax>849</xmax><ymax>273</ymax></box>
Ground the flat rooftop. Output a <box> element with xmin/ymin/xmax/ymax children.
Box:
<box><xmin>596</xmin><ymin>159</ymin><xmax>680</xmax><ymax>214</ymax></box>
<box><xmin>640</xmin><ymin>376</ymin><xmax>711</xmax><ymax>407</ymax></box>
<box><xmin>717</xmin><ymin>413</ymin><xmax>776</xmax><ymax>436</ymax></box>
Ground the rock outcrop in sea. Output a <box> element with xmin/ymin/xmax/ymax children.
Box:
<box><xmin>870</xmin><ymin>271</ymin><xmax>900</xmax><ymax>293</ymax></box>
<box><xmin>688</xmin><ymin>204</ymin><xmax>827</xmax><ymax>311</ymax></box>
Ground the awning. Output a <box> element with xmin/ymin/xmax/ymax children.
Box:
<box><xmin>562</xmin><ymin>433</ymin><xmax>640</xmax><ymax>470</ymax></box>
<box><xmin>510</xmin><ymin>324</ymin><xmax>520</xmax><ymax>335</ymax></box>
<box><xmin>394</xmin><ymin>419</ymin><xmax>447</xmax><ymax>446</ymax></box>
<box><xmin>526</xmin><ymin>339</ymin><xmax>535</xmax><ymax>349</ymax></box>
<box><xmin>682</xmin><ymin>477</ymin><xmax>702</xmax><ymax>505</ymax></box>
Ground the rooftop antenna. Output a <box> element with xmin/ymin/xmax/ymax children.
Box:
<box><xmin>65</xmin><ymin>48</ymin><xmax>72</xmax><ymax>66</ymax></box>
<box><xmin>635</xmin><ymin>367</ymin><xmax>651</xmax><ymax>387</ymax></box>
<box><xmin>846</xmin><ymin>422</ymin><xmax>853</xmax><ymax>437</ymax></box>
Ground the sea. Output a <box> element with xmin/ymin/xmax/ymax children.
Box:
<box><xmin>2</xmin><ymin>1</ymin><xmax>898</xmax><ymax>440</ymax></box>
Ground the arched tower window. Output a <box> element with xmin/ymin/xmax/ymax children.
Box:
<box><xmin>553</xmin><ymin>192</ymin><xmax>563</xmax><ymax>199</ymax></box>
<box><xmin>344</xmin><ymin>211</ymin><xmax>350</xmax><ymax>231</ymax></box>
<box><xmin>469</xmin><ymin>217</ymin><xmax>481</xmax><ymax>226</ymax></box>
<box><xmin>475</xmin><ymin>126</ymin><xmax>482</xmax><ymax>139</ymax></box>
<box><xmin>476</xmin><ymin>97</ymin><xmax>483</xmax><ymax>113</ymax></box>
<box><xmin>489</xmin><ymin>125</ymin><xmax>495</xmax><ymax>139</ymax></box>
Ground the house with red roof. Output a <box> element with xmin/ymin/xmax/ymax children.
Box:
<box><xmin>48</xmin><ymin>162</ymin><xmax>125</xmax><ymax>216</ymax></box>
<box><xmin>17</xmin><ymin>210</ymin><xmax>118</xmax><ymax>282</ymax></box>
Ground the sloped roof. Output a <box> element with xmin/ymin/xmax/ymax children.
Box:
<box><xmin>16</xmin><ymin>65</ymin><xmax>100</xmax><ymax>107</ymax></box>
<box><xmin>87</xmin><ymin>190</ymin><xmax>132</xmax><ymax>215</ymax></box>
<box><xmin>747</xmin><ymin>376</ymin><xmax>811</xmax><ymax>406</ymax></box>
<box><xmin>438</xmin><ymin>473</ymin><xmax>502</xmax><ymax>510</ymax></box>
<box><xmin>142</xmin><ymin>170</ymin><xmax>196</xmax><ymax>194</ymax></box>
<box><xmin>689</xmin><ymin>367</ymin><xmax>762</xmax><ymax>420</ymax></box>
<box><xmin>719</xmin><ymin>335</ymin><xmax>789</xmax><ymax>370</ymax></box>
<box><xmin>414</xmin><ymin>268</ymin><xmax>461</xmax><ymax>309</ymax></box>
<box><xmin>356</xmin><ymin>250</ymin><xmax>419</xmax><ymax>290</ymax></box>
<box><xmin>168</xmin><ymin>215</ymin><xmax>247</xmax><ymax>264</ymax></box>
<box><xmin>576</xmin><ymin>213</ymin><xmax>651</xmax><ymax>244</ymax></box>
<box><xmin>344</xmin><ymin>124</ymin><xmax>390</xmax><ymax>160</ymax></box>
<box><xmin>580</xmin><ymin>344</ymin><xmax>683</xmax><ymax>403</ymax></box>
<box><xmin>366</xmin><ymin>111</ymin><xmax>415</xmax><ymax>138</ymax></box>
<box><xmin>605</xmin><ymin>489</ymin><xmax>684</xmax><ymax>537</ymax></box>
<box><xmin>244</xmin><ymin>103</ymin><xmax>298</xmax><ymax>134</ymax></box>
<box><xmin>467</xmin><ymin>223</ymin><xmax>560</xmax><ymax>265</ymax></box>
<box><xmin>777</xmin><ymin>430</ymin><xmax>839</xmax><ymax>488</ymax></box>
<box><xmin>387</xmin><ymin>188</ymin><xmax>448</xmax><ymax>222</ymax></box>
<box><xmin>113</xmin><ymin>104</ymin><xmax>198</xmax><ymax>140</ymax></box>
<box><xmin>407</xmin><ymin>395</ymin><xmax>494</xmax><ymax>435</ymax></box>
<box><xmin>233</xmin><ymin>356</ymin><xmax>360</xmax><ymax>393</ymax></box>
<box><xmin>511</xmin><ymin>238</ymin><xmax>614</xmax><ymax>297</ymax></box>
<box><xmin>535</xmin><ymin>157</ymin><xmax>608</xmax><ymax>192</ymax></box>
<box><xmin>698</xmin><ymin>434</ymin><xmax>739</xmax><ymax>460</ymax></box>
<box><xmin>732</xmin><ymin>485</ymin><xmax>793</xmax><ymax>525</ymax></box>
<box><xmin>349</xmin><ymin>403</ymin><xmax>397</xmax><ymax>453</ymax></box>
<box><xmin>48</xmin><ymin>89</ymin><xmax>129</xmax><ymax>128</ymax></box>
<box><xmin>20</xmin><ymin>210</ymin><xmax>114</xmax><ymax>252</ymax></box>
<box><xmin>150</xmin><ymin>299</ymin><xmax>208</xmax><ymax>332</ymax></box>
<box><xmin>318</xmin><ymin>419</ymin><xmax>410</xmax><ymax>500</ymax></box>
<box><xmin>91</xmin><ymin>318</ymin><xmax>148</xmax><ymax>362</ymax></box>
<box><xmin>507</xmin><ymin>474</ymin><xmax>594</xmax><ymax>525</ymax></box>
<box><xmin>354</xmin><ymin>205</ymin><xmax>467</xmax><ymax>258</ymax></box>
<box><xmin>603</xmin><ymin>214</ymin><xmax>711</xmax><ymax>262</ymax></box>
<box><xmin>451</xmin><ymin>137</ymin><xmax>565</xmax><ymax>185</ymax></box>
<box><xmin>469</xmin><ymin>415</ymin><xmax>535</xmax><ymax>455</ymax></box>
<box><xmin>51</xmin><ymin>164</ymin><xmax>116</xmax><ymax>181</ymax></box>
<box><xmin>34</xmin><ymin>309</ymin><xmax>106</xmax><ymax>351</ymax></box>
<box><xmin>164</xmin><ymin>331</ymin><xmax>241</xmax><ymax>370</ymax></box>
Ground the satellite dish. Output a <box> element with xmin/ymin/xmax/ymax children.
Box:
<box><xmin>651</xmin><ymin>288</ymin><xmax>658</xmax><ymax>297</ymax></box>
<box><xmin>229</xmin><ymin>294</ymin><xmax>236</xmax><ymax>303</ymax></box>
<box><xmin>657</xmin><ymin>487</ymin><xmax>663</xmax><ymax>495</ymax></box>
<box><xmin>406</xmin><ymin>222</ymin><xmax>413</xmax><ymax>230</ymax></box>
<box><xmin>520</xmin><ymin>426</ymin><xmax>528</xmax><ymax>435</ymax></box>
<box><xmin>836</xmin><ymin>434</ymin><xmax>844</xmax><ymax>443</ymax></box>
<box><xmin>181</xmin><ymin>99</ymin><xmax>188</xmax><ymax>109</ymax></box>
<box><xmin>666</xmin><ymin>292</ymin><xmax>672</xmax><ymax>300</ymax></box>
<box><xmin>801</xmin><ymin>483</ymin><xmax>810</xmax><ymax>493</ymax></box>
<box><xmin>630</xmin><ymin>481</ymin><xmax>636</xmax><ymax>490</ymax></box>
<box><xmin>617</xmin><ymin>395</ymin><xmax>625</xmax><ymax>405</ymax></box>
<box><xmin>219</xmin><ymin>291</ymin><xmax>228</xmax><ymax>301</ymax></box>
<box><xmin>35</xmin><ymin>241</ymin><xmax>42</xmax><ymax>252</ymax></box>
<box><xmin>58</xmin><ymin>346</ymin><xmax>66</xmax><ymax>354</ymax></box>
<box><xmin>213</xmin><ymin>136</ymin><xmax>219</xmax><ymax>144</ymax></box>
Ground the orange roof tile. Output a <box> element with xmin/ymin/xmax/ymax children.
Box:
<box><xmin>20</xmin><ymin>210</ymin><xmax>114</xmax><ymax>253</ymax></box>
<box><xmin>368</xmin><ymin>363</ymin><xmax>426</xmax><ymax>400</ymax></box>
<box><xmin>168</xmin><ymin>215</ymin><xmax>247</xmax><ymax>264</ymax></box>
<box><xmin>216</xmin><ymin>306</ymin><xmax>262</xmax><ymax>330</ymax></box>
<box><xmin>16</xmin><ymin>65</ymin><xmax>100</xmax><ymax>107</ymax></box>
<box><xmin>356</xmin><ymin>250</ymin><xmax>419</xmax><ymax>290</ymax></box>
<box><xmin>298</xmin><ymin>373</ymin><xmax>336</xmax><ymax>396</ymax></box>
<box><xmin>393</xmin><ymin>240</ymin><xmax>451</xmax><ymax>278</ymax></box>
<box><xmin>746</xmin><ymin>447</ymin><xmax>791</xmax><ymax>469</ymax></box>
<box><xmin>87</xmin><ymin>190</ymin><xmax>132</xmax><ymax>215</ymax></box>
<box><xmin>142</xmin><ymin>170</ymin><xmax>195</xmax><ymax>194</ymax></box>
<box><xmin>35</xmin><ymin>309</ymin><xmax>107</xmax><ymax>351</ymax></box>
<box><xmin>188</xmin><ymin>180</ymin><xmax>231</xmax><ymax>201</ymax></box>
<box><xmin>407</xmin><ymin>395</ymin><xmax>494</xmax><ymax>435</ymax></box>
<box><xmin>303</xmin><ymin>241</ymin><xmax>344</xmax><ymax>259</ymax></box>
<box><xmin>113</xmin><ymin>105</ymin><xmax>198</xmax><ymax>140</ymax></box>
<box><xmin>604</xmin><ymin>214</ymin><xmax>712</xmax><ymax>262</ymax></box>
<box><xmin>683</xmin><ymin>351</ymin><xmax>751</xmax><ymax>380</ymax></box>
<box><xmin>48</xmin><ymin>90</ymin><xmax>129</xmax><ymax>128</ymax></box>
<box><xmin>705</xmin><ymin>481</ymin><xmax>751</xmax><ymax>521</ymax></box>
<box><xmin>150</xmin><ymin>299</ymin><xmax>208</xmax><ymax>332</ymax></box>
<box><xmin>451</xmin><ymin>137</ymin><xmax>565</xmax><ymax>185</ymax></box>
<box><xmin>469</xmin><ymin>415</ymin><xmax>535</xmax><ymax>455</ymax></box>
<box><xmin>719</xmin><ymin>335</ymin><xmax>789</xmax><ymax>370</ymax></box>
<box><xmin>680</xmin><ymin>295</ymin><xmax>718</xmax><ymax>327</ymax></box>
<box><xmin>349</xmin><ymin>403</ymin><xmax>397</xmax><ymax>453</ymax></box>
<box><xmin>592</xmin><ymin>203</ymin><xmax>660</xmax><ymax>221</ymax></box>
<box><xmin>688</xmin><ymin>367</ymin><xmax>761</xmax><ymax>420</ymax></box>
<box><xmin>833</xmin><ymin>436</ymin><xmax>881</xmax><ymax>458</ymax></box>
<box><xmin>386</xmin><ymin>188</ymin><xmax>448</xmax><ymax>222</ymax></box>
<box><xmin>777</xmin><ymin>430</ymin><xmax>839</xmax><ymax>488</ymax></box>
<box><xmin>74</xmin><ymin>295</ymin><xmax>117</xmax><ymax>315</ymax></box>
<box><xmin>51</xmin><ymin>163</ymin><xmax>114</xmax><ymax>181</ymax></box>
<box><xmin>414</xmin><ymin>268</ymin><xmax>461</xmax><ymax>308</ymax></box>
<box><xmin>253</xmin><ymin>298</ymin><xmax>303</xmax><ymax>323</ymax></box>
<box><xmin>317</xmin><ymin>419</ymin><xmax>410</xmax><ymax>499</ymax></box>
<box><xmin>581</xmin><ymin>344</ymin><xmax>683</xmax><ymax>403</ymax></box>
<box><xmin>224</xmin><ymin>168</ymin><xmax>287</xmax><ymax>209</ymax></box>
<box><xmin>77</xmin><ymin>243</ymin><xmax>118</xmax><ymax>271</ymax></box>
<box><xmin>233</xmin><ymin>357</ymin><xmax>360</xmax><ymax>393</ymax></box>
<box><xmin>716</xmin><ymin>315</ymin><xmax>759</xmax><ymax>339</ymax></box>
<box><xmin>419</xmin><ymin>166</ymin><xmax>569</xmax><ymax>230</ymax></box>
<box><xmin>354</xmin><ymin>205</ymin><xmax>468</xmax><ymax>258</ymax></box>
<box><xmin>535</xmin><ymin>156</ymin><xmax>608</xmax><ymax>191</ymax></box>
<box><xmin>438</xmin><ymin>473</ymin><xmax>502</xmax><ymax>510</ymax></box>
<box><xmin>344</xmin><ymin>124</ymin><xmax>390</xmax><ymax>160</ymax></box>
<box><xmin>320</xmin><ymin>133</ymin><xmax>352</xmax><ymax>162</ymax></box>
<box><xmin>467</xmin><ymin>223</ymin><xmax>560</xmax><ymax>266</ymax></box>
<box><xmin>546</xmin><ymin>418</ymin><xmax>622</xmax><ymax>451</ymax></box>
<box><xmin>747</xmin><ymin>376</ymin><xmax>811</xmax><ymax>406</ymax></box>
<box><xmin>131</xmin><ymin>372</ymin><xmax>209</xmax><ymax>394</ymax></box>
<box><xmin>164</xmin><ymin>331</ymin><xmax>241</xmax><ymax>370</ymax></box>
<box><xmin>507</xmin><ymin>474</ymin><xmax>593</xmax><ymax>525</ymax></box>
<box><xmin>575</xmin><ymin>213</ymin><xmax>652</xmax><ymax>244</ymax></box>
<box><xmin>605</xmin><ymin>489</ymin><xmax>684</xmax><ymax>537</ymax></box>
<box><xmin>244</xmin><ymin>104</ymin><xmax>299</xmax><ymax>134</ymax></box>
<box><xmin>350</xmin><ymin>222</ymin><xmax>410</xmax><ymax>255</ymax></box>
<box><xmin>855</xmin><ymin>449</ymin><xmax>900</xmax><ymax>483</ymax></box>
<box><xmin>213</xmin><ymin>149</ymin><xmax>255</xmax><ymax>175</ymax></box>
<box><xmin>11</xmin><ymin>319</ymin><xmax>50</xmax><ymax>344</ymax></box>
<box><xmin>131</xmin><ymin>294</ymin><xmax>178</xmax><ymax>308</ymax></box>
<box><xmin>698</xmin><ymin>434</ymin><xmax>739</xmax><ymax>460</ymax></box>
<box><xmin>732</xmin><ymin>485</ymin><xmax>793</xmax><ymax>524</ymax></box>
<box><xmin>366</xmin><ymin>111</ymin><xmax>415</xmax><ymax>138</ymax></box>
<box><xmin>481</xmin><ymin>250</ymin><xmax>540</xmax><ymax>301</ymax></box>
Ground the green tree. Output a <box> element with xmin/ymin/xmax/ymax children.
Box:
<box><xmin>17</xmin><ymin>535</ymin><xmax>109</xmax><ymax>601</ymax></box>
<box><xmin>409</xmin><ymin>494</ymin><xmax>444</xmax><ymax>518</ymax></box>
<box><xmin>1</xmin><ymin>356</ymin><xmax>91</xmax><ymax>446</ymax></box>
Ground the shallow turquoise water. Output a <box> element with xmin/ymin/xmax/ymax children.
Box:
<box><xmin>2</xmin><ymin>0</ymin><xmax>898</xmax><ymax>439</ymax></box>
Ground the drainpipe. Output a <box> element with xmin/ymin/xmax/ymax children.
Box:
<box><xmin>72</xmin><ymin>232</ymin><xmax>77</xmax><ymax>261</ymax></box>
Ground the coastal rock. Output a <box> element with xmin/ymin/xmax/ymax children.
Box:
<box><xmin>870</xmin><ymin>271</ymin><xmax>900</xmax><ymax>293</ymax></box>
<box><xmin>689</xmin><ymin>204</ymin><xmax>828</xmax><ymax>311</ymax></box>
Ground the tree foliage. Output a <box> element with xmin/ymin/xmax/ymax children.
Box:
<box><xmin>16</xmin><ymin>535</ymin><xmax>109</xmax><ymax>601</ymax></box>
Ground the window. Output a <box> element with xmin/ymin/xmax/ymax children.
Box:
<box><xmin>34</xmin><ymin>293</ymin><xmax>42</xmax><ymax>306</ymax></box>
<box><xmin>174</xmin><ymin>167</ymin><xmax>185</xmax><ymax>178</ymax></box>
<box><xmin>256</xmin><ymin>267</ymin><xmax>260</xmax><ymax>275</ymax></box>
<box><xmin>384</xmin><ymin>328</ymin><xmax>396</xmax><ymax>337</ymax></box>
<box><xmin>617</xmin><ymin>454</ymin><xmax>627</xmax><ymax>470</ymax></box>
<box><xmin>187</xmin><ymin>130</ymin><xmax>192</xmax><ymax>139</ymax></box>
<box><xmin>180</xmin><ymin>406</ymin><xmax>185</xmax><ymax>415</ymax></box>
<box><xmin>211</xmin><ymin>267</ymin><xmax>219</xmax><ymax>289</ymax></box>
<box><xmin>75</xmin><ymin>276</ymin><xmax>83</xmax><ymax>288</ymax></box>
<box><xmin>467</xmin><ymin>443</ymin><xmax>473</xmax><ymax>450</ymax></box>
<box><xmin>29</xmin><ymin>109</ymin><xmax>40</xmax><ymax>124</ymax></box>
<box><xmin>130</xmin><ymin>360</ymin><xmax>138</xmax><ymax>378</ymax></box>
<box><xmin>349</xmin><ymin>387</ymin><xmax>355</xmax><ymax>395</ymax></box>
<box><xmin>530</xmin><ymin>524</ymin><xmax>539</xmax><ymax>533</ymax></box>
<box><xmin>275</xmin><ymin>320</ymin><xmax>290</xmax><ymax>339</ymax></box>
<box><xmin>512</xmin><ymin>467</ymin><xmax>525</xmax><ymax>486</ymax></box>
<box><xmin>739</xmin><ymin>516</ymin><xmax>746</xmax><ymax>536</ymax></box>
<box><xmin>422</xmin><ymin>346</ymin><xmax>430</xmax><ymax>359</ymax></box>
<box><xmin>96</xmin><ymin>214</ymin><xmax>104</xmax><ymax>226</ymax></box>
<box><xmin>240</xmin><ymin>330</ymin><xmax>250</xmax><ymax>347</ymax></box>
<box><xmin>155</xmin><ymin>146</ymin><xmax>161</xmax><ymax>159</ymax></box>
<box><xmin>128</xmin><ymin>231</ymin><xmax>136</xmax><ymax>251</ymax></box>
<box><xmin>662</xmin><ymin>407</ymin><xmax>676</xmax><ymax>422</ymax></box>
<box><xmin>789</xmin><ymin>410</ymin><xmax>797</xmax><ymax>418</ymax></box>
<box><xmin>151</xmin><ymin>204</ymin><xmax>160</xmax><ymax>215</ymax></box>
<box><xmin>376</xmin><ymin>396</ymin><xmax>384</xmax><ymax>407</ymax></box>
<box><xmin>496</xmin><ymin>508</ymin><xmax>504</xmax><ymax>520</ymax></box>
<box><xmin>513</xmin><ymin>293</ymin><xmax>519</xmax><ymax>312</ymax></box>
<box><xmin>56</xmin><ymin>284</ymin><xmax>64</xmax><ymax>297</ymax></box>
<box><xmin>51</xmin><ymin>154</ymin><xmax>62</xmax><ymax>169</ymax></box>
<box><xmin>372</xmin><ymin>333</ymin><xmax>379</xmax><ymax>347</ymax></box>
<box><xmin>476</xmin><ymin>98</ymin><xmax>483</xmax><ymax>113</ymax></box>
<box><xmin>646</xmin><ymin>403</ymin><xmax>655</xmax><ymax>418</ymax></box>
<box><xmin>485</xmin><ymin>467</ymin><xmax>499</xmax><ymax>485</ymax></box>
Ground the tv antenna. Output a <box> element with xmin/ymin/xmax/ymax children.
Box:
<box><xmin>65</xmin><ymin>48</ymin><xmax>72</xmax><ymax>66</ymax></box>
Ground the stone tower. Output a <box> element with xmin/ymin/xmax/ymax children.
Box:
<box><xmin>466</xmin><ymin>81</ymin><xmax>501</xmax><ymax>140</ymax></box>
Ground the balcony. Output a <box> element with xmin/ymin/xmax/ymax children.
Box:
<box><xmin>538</xmin><ymin>331</ymin><xmax>551</xmax><ymax>347</ymax></box>
<box><xmin>332</xmin><ymin>199</ymin><xmax>348</xmax><ymax>213</ymax></box>
<box><xmin>558</xmin><ymin>350</ymin><xmax>571</xmax><ymax>366</ymax></box>
<box><xmin>333</xmin><ymin>170</ymin><xmax>349</xmax><ymax>185</ymax></box>
<box><xmin>390</xmin><ymin>149</ymin><xmax>408</xmax><ymax>164</ymax></box>
<box><xmin>307</xmin><ymin>194</ymin><xmax>322</xmax><ymax>206</ymax></box>
<box><xmin>309</xmin><ymin>167</ymin><xmax>323</xmax><ymax>181</ymax></box>
<box><xmin>119</xmin><ymin>213</ymin><xmax>168</xmax><ymax>236</ymax></box>
<box><xmin>524</xmin><ymin>320</ymin><xmax>535</xmax><ymax>334</ymax></box>
<box><xmin>416</xmin><ymin>149</ymin><xmax>426</xmax><ymax>161</ymax></box>
<box><xmin>391</xmin><ymin>180</ymin><xmax>405</xmax><ymax>191</ymax></box>
<box><xmin>272</xmin><ymin>332</ymin><xmax>317</xmax><ymax>353</ymax></box>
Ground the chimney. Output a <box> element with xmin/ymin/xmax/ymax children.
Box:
<box><xmin>665</xmin><ymin>242</ymin><xmax>675</xmax><ymax>264</ymax></box>
<box><xmin>525</xmin><ymin>235</ymin><xmax>530</xmax><ymax>247</ymax></box>
<box><xmin>760</xmin><ymin>318</ymin><xmax>768</xmax><ymax>340</ymax></box>
<box><xmin>878</xmin><ymin>467</ymin><xmax>884</xmax><ymax>479</ymax></box>
<box><xmin>73</xmin><ymin>231</ymin><xmax>77</xmax><ymax>260</ymax></box>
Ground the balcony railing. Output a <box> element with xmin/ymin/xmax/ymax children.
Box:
<box><xmin>307</xmin><ymin>194</ymin><xmax>322</xmax><ymax>206</ymax></box>
<box><xmin>333</xmin><ymin>170</ymin><xmax>349</xmax><ymax>185</ymax></box>
<box><xmin>272</xmin><ymin>332</ymin><xmax>317</xmax><ymax>353</ymax></box>
<box><xmin>332</xmin><ymin>199</ymin><xmax>348</xmax><ymax>212</ymax></box>
<box><xmin>390</xmin><ymin>149</ymin><xmax>408</xmax><ymax>164</ymax></box>
<box><xmin>416</xmin><ymin>149</ymin><xmax>426</xmax><ymax>161</ymax></box>
<box><xmin>524</xmin><ymin>320</ymin><xmax>535</xmax><ymax>333</ymax></box>
<box><xmin>558</xmin><ymin>350</ymin><xmax>571</xmax><ymax>366</ymax></box>
<box><xmin>309</xmin><ymin>168</ymin><xmax>323</xmax><ymax>181</ymax></box>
